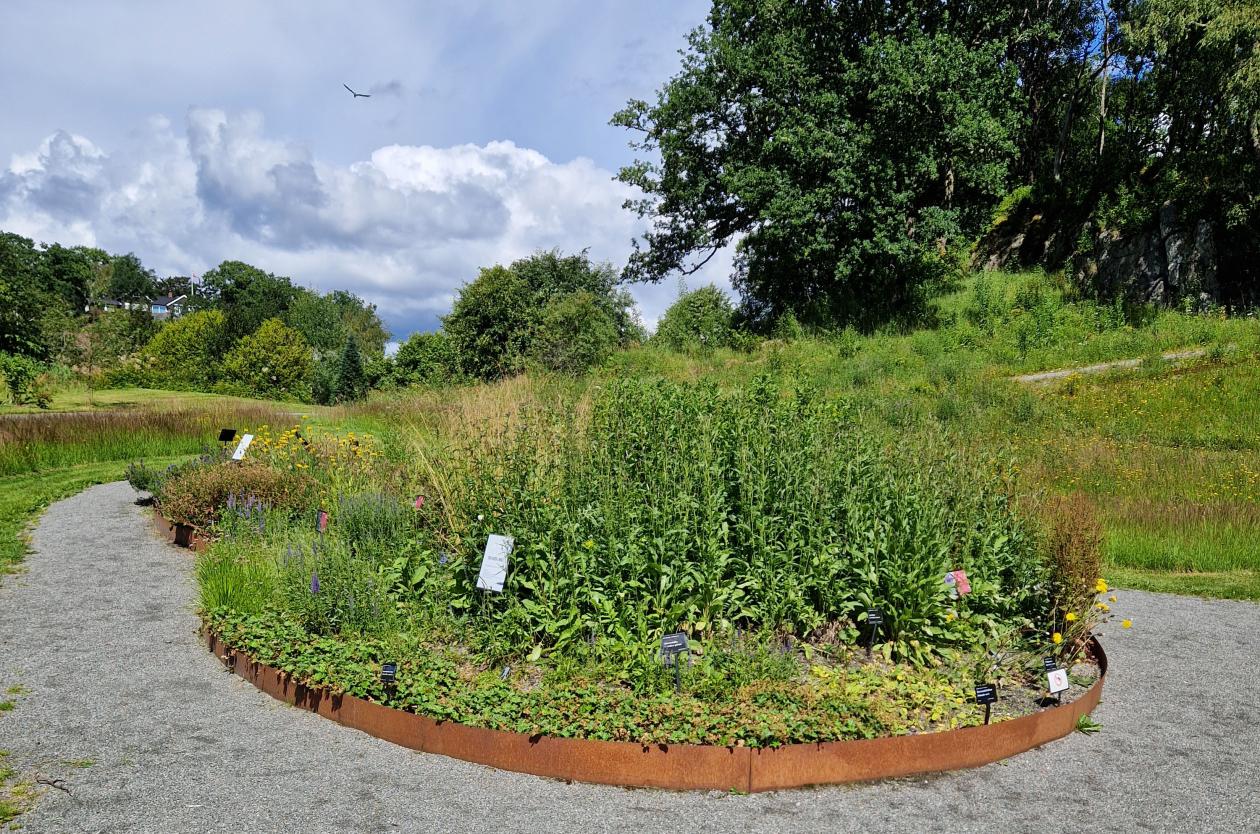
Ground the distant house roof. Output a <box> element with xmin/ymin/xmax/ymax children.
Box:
<box><xmin>150</xmin><ymin>294</ymin><xmax>188</xmax><ymax>307</ymax></box>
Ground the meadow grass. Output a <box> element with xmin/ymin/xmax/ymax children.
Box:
<box><xmin>0</xmin><ymin>385</ymin><xmax>305</xmax><ymax>415</ymax></box>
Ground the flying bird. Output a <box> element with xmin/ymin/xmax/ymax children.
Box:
<box><xmin>343</xmin><ymin>84</ymin><xmax>371</xmax><ymax>99</ymax></box>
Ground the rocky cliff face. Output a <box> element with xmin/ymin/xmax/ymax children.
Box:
<box><xmin>975</xmin><ymin>199</ymin><xmax>1221</xmax><ymax>306</ymax></box>
<box><xmin>1074</xmin><ymin>204</ymin><xmax>1219</xmax><ymax>305</ymax></box>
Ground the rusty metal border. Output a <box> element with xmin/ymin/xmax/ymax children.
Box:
<box><xmin>152</xmin><ymin>506</ymin><xmax>208</xmax><ymax>552</ymax></box>
<box><xmin>204</xmin><ymin>630</ymin><xmax>1106</xmax><ymax>792</ymax></box>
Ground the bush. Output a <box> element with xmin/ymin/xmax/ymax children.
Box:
<box><xmin>220</xmin><ymin>318</ymin><xmax>313</xmax><ymax>401</ymax></box>
<box><xmin>131</xmin><ymin>309</ymin><xmax>231</xmax><ymax>388</ymax></box>
<box><xmin>653</xmin><ymin>285</ymin><xmax>738</xmax><ymax>351</ymax></box>
<box><xmin>392</xmin><ymin>331</ymin><xmax>462</xmax><ymax>387</ymax></box>
<box><xmin>530</xmin><ymin>291</ymin><xmax>619</xmax><ymax>374</ymax></box>
<box><xmin>158</xmin><ymin>460</ymin><xmax>318</xmax><ymax>528</ymax></box>
<box><xmin>0</xmin><ymin>353</ymin><xmax>52</xmax><ymax>408</ymax></box>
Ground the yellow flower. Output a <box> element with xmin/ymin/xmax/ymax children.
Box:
<box><xmin>1121</xmin><ymin>619</ymin><xmax>1132</xmax><ymax>629</ymax></box>
<box><xmin>1095</xmin><ymin>578</ymin><xmax>1108</xmax><ymax>594</ymax></box>
<box><xmin>1052</xmin><ymin>632</ymin><xmax>1063</xmax><ymax>644</ymax></box>
<box><xmin>1065</xmin><ymin>612</ymin><xmax>1077</xmax><ymax>622</ymax></box>
<box><xmin>583</xmin><ymin>539</ymin><xmax>595</xmax><ymax>550</ymax></box>
<box><xmin>1109</xmin><ymin>594</ymin><xmax>1117</xmax><ymax>603</ymax></box>
<box><xmin>1097</xmin><ymin>603</ymin><xmax>1110</xmax><ymax>612</ymax></box>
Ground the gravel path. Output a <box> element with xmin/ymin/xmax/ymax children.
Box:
<box><xmin>1</xmin><ymin>482</ymin><xmax>1257</xmax><ymax>833</ymax></box>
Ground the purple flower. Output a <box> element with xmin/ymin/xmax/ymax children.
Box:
<box><xmin>438</xmin><ymin>552</ymin><xmax>449</xmax><ymax>565</ymax></box>
<box><xmin>227</xmin><ymin>493</ymin><xmax>237</xmax><ymax>510</ymax></box>
<box><xmin>310</xmin><ymin>571</ymin><xmax>320</xmax><ymax>594</ymax></box>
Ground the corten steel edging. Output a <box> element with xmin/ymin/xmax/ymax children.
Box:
<box><xmin>204</xmin><ymin>628</ymin><xmax>1107</xmax><ymax>793</ymax></box>
<box><xmin>152</xmin><ymin>506</ymin><xmax>208</xmax><ymax>552</ymax></box>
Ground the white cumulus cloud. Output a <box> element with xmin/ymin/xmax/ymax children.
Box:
<box><xmin>1</xmin><ymin>109</ymin><xmax>734</xmax><ymax>337</ymax></box>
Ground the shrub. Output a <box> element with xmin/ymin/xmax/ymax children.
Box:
<box><xmin>0</xmin><ymin>353</ymin><xmax>52</xmax><ymax>408</ymax></box>
<box><xmin>392</xmin><ymin>331</ymin><xmax>462</xmax><ymax>387</ymax></box>
<box><xmin>158</xmin><ymin>460</ymin><xmax>317</xmax><ymax>528</ymax></box>
<box><xmin>530</xmin><ymin>291</ymin><xmax>618</xmax><ymax>374</ymax></box>
<box><xmin>132</xmin><ymin>309</ymin><xmax>231</xmax><ymax>388</ymax></box>
<box><xmin>443</xmin><ymin>265</ymin><xmax>532</xmax><ymax>380</ymax></box>
<box><xmin>220</xmin><ymin>318</ymin><xmax>313</xmax><ymax>401</ymax></box>
<box><xmin>653</xmin><ymin>285</ymin><xmax>737</xmax><ymax>351</ymax></box>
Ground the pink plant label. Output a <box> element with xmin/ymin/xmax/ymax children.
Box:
<box><xmin>317</xmin><ymin>509</ymin><xmax>328</xmax><ymax>533</ymax></box>
<box><xmin>949</xmin><ymin>570</ymin><xmax>971</xmax><ymax>595</ymax></box>
<box><xmin>414</xmin><ymin>495</ymin><xmax>425</xmax><ymax>509</ymax></box>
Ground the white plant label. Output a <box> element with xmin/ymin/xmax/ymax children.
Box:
<box><xmin>477</xmin><ymin>534</ymin><xmax>513</xmax><ymax>592</ymax></box>
<box><xmin>231</xmin><ymin>433</ymin><xmax>255</xmax><ymax>460</ymax></box>
<box><xmin>1047</xmin><ymin>667</ymin><xmax>1070</xmax><ymax>695</ymax></box>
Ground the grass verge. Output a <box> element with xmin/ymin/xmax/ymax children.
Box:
<box><xmin>0</xmin><ymin>457</ymin><xmax>184</xmax><ymax>578</ymax></box>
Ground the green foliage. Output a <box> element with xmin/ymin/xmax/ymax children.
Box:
<box><xmin>614</xmin><ymin>2</ymin><xmax>1022</xmax><ymax>328</ymax></box>
<box><xmin>333</xmin><ymin>337</ymin><xmax>367</xmax><ymax>403</ymax></box>
<box><xmin>444</xmin><ymin>250</ymin><xmax>641</xmax><ymax>380</ymax></box>
<box><xmin>107</xmin><ymin>253</ymin><xmax>157</xmax><ymax>301</ymax></box>
<box><xmin>201</xmin><ymin>261</ymin><xmax>299</xmax><ymax>342</ymax></box>
<box><xmin>206</xmin><ymin>606</ymin><xmax>998</xmax><ymax>746</ymax></box>
<box><xmin>83</xmin><ymin>308</ymin><xmax>159</xmax><ymax>370</ymax></box>
<box><xmin>530</xmin><ymin>291</ymin><xmax>619</xmax><ymax>374</ymax></box>
<box><xmin>444</xmin><ymin>265</ymin><xmax>531</xmax><ymax>379</ymax></box>
<box><xmin>392</xmin><ymin>331</ymin><xmax>463</xmax><ymax>387</ymax></box>
<box><xmin>125</xmin><ymin>309</ymin><xmax>230</xmax><ymax>388</ymax></box>
<box><xmin>653</xmin><ymin>285</ymin><xmax>737</xmax><ymax>351</ymax></box>
<box><xmin>444</xmin><ymin>376</ymin><xmax>1049</xmax><ymax>664</ymax></box>
<box><xmin>0</xmin><ymin>354</ymin><xmax>52</xmax><ymax>408</ymax></box>
<box><xmin>220</xmin><ymin>318</ymin><xmax>313</xmax><ymax>400</ymax></box>
<box><xmin>0</xmin><ymin>233</ymin><xmax>49</xmax><ymax>359</ymax></box>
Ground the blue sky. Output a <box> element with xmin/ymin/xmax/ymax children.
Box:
<box><xmin>0</xmin><ymin>0</ymin><xmax>735</xmax><ymax>340</ymax></box>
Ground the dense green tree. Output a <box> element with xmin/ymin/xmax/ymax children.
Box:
<box><xmin>286</xmin><ymin>288</ymin><xmax>389</xmax><ymax>358</ymax></box>
<box><xmin>443</xmin><ymin>265</ymin><xmax>532</xmax><ymax>379</ymax></box>
<box><xmin>201</xmin><ymin>260</ymin><xmax>299</xmax><ymax>341</ymax></box>
<box><xmin>333</xmin><ymin>336</ymin><xmax>367</xmax><ymax>402</ymax></box>
<box><xmin>444</xmin><ymin>250</ymin><xmax>642</xmax><ymax>380</ymax></box>
<box><xmin>530</xmin><ymin>291</ymin><xmax>619</xmax><ymax>374</ymax></box>
<box><xmin>0</xmin><ymin>233</ymin><xmax>49</xmax><ymax>357</ymax></box>
<box><xmin>137</xmin><ymin>309</ymin><xmax>231</xmax><ymax>387</ymax></box>
<box><xmin>285</xmin><ymin>290</ymin><xmax>347</xmax><ymax>354</ymax></box>
<box><xmin>109</xmin><ymin>253</ymin><xmax>158</xmax><ymax>302</ymax></box>
<box><xmin>393</xmin><ymin>331</ymin><xmax>462</xmax><ymax>386</ymax></box>
<box><xmin>653</xmin><ymin>285</ymin><xmax>737</xmax><ymax>351</ymax></box>
<box><xmin>220</xmin><ymin>318</ymin><xmax>313</xmax><ymax>400</ymax></box>
<box><xmin>614</xmin><ymin>0</ymin><xmax>1023</xmax><ymax>328</ymax></box>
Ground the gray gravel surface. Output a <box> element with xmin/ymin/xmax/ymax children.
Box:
<box><xmin>1</xmin><ymin>482</ymin><xmax>1257</xmax><ymax>834</ymax></box>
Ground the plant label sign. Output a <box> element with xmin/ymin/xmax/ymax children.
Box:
<box><xmin>1047</xmin><ymin>668</ymin><xmax>1070</xmax><ymax>695</ymax></box>
<box><xmin>477</xmin><ymin>534</ymin><xmax>512</xmax><ymax>592</ymax></box>
<box><xmin>865</xmin><ymin>608</ymin><xmax>883</xmax><ymax>627</ymax></box>
<box><xmin>316</xmin><ymin>509</ymin><xmax>329</xmax><ymax>534</ymax></box>
<box><xmin>661</xmin><ymin>632</ymin><xmax>689</xmax><ymax>665</ymax></box>
<box><xmin>218</xmin><ymin>428</ymin><xmax>237</xmax><ymax>443</ymax></box>
<box><xmin>1043</xmin><ymin>656</ymin><xmax>1058</xmax><ymax>673</ymax></box>
<box><xmin>231</xmin><ymin>433</ymin><xmax>254</xmax><ymax>460</ymax></box>
<box><xmin>974</xmin><ymin>683</ymin><xmax>998</xmax><ymax>705</ymax></box>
